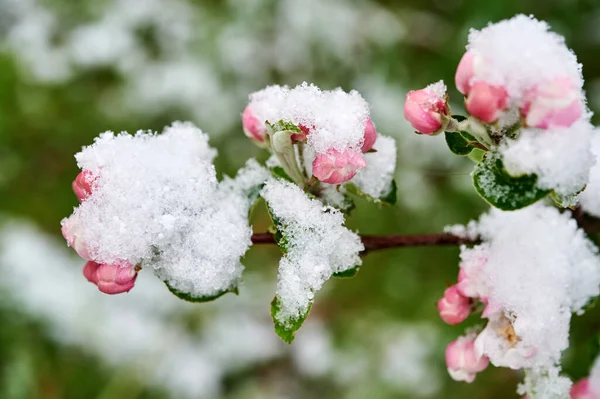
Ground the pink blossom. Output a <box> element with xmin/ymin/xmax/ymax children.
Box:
<box><xmin>242</xmin><ymin>106</ymin><xmax>267</xmax><ymax>143</ymax></box>
<box><xmin>455</xmin><ymin>52</ymin><xmax>478</xmax><ymax>95</ymax></box>
<box><xmin>445</xmin><ymin>334</ymin><xmax>490</xmax><ymax>383</ymax></box>
<box><xmin>437</xmin><ymin>285</ymin><xmax>471</xmax><ymax>325</ymax></box>
<box><xmin>61</xmin><ymin>218</ymin><xmax>92</xmax><ymax>260</ymax></box>
<box><xmin>288</xmin><ymin>123</ymin><xmax>311</xmax><ymax>142</ymax></box>
<box><xmin>72</xmin><ymin>170</ymin><xmax>96</xmax><ymax>202</ymax></box>
<box><xmin>361</xmin><ymin>119</ymin><xmax>377</xmax><ymax>152</ymax></box>
<box><xmin>83</xmin><ymin>260</ymin><xmax>138</xmax><ymax>295</ymax></box>
<box><xmin>465</xmin><ymin>82</ymin><xmax>508</xmax><ymax>123</ymax></box>
<box><xmin>570</xmin><ymin>378</ymin><xmax>598</xmax><ymax>399</ymax></box>
<box><xmin>474</xmin><ymin>314</ymin><xmax>536</xmax><ymax>370</ymax></box>
<box><xmin>312</xmin><ymin>148</ymin><xmax>366</xmax><ymax>184</ymax></box>
<box><xmin>457</xmin><ymin>251</ymin><xmax>489</xmax><ymax>299</ymax></box>
<box><xmin>522</xmin><ymin>77</ymin><xmax>583</xmax><ymax>129</ymax></box>
<box><xmin>404</xmin><ymin>86</ymin><xmax>449</xmax><ymax>135</ymax></box>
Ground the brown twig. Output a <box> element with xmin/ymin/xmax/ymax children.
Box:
<box><xmin>251</xmin><ymin>209</ymin><xmax>600</xmax><ymax>253</ymax></box>
<box><xmin>251</xmin><ymin>232</ymin><xmax>475</xmax><ymax>252</ymax></box>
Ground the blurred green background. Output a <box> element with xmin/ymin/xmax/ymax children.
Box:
<box><xmin>1</xmin><ymin>0</ymin><xmax>600</xmax><ymax>398</ymax></box>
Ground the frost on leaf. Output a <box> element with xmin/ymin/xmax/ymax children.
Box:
<box><xmin>261</xmin><ymin>179</ymin><xmax>364</xmax><ymax>343</ymax></box>
<box><xmin>62</xmin><ymin>122</ymin><xmax>269</xmax><ymax>301</ymax></box>
<box><xmin>455</xmin><ymin>204</ymin><xmax>600</xmax><ymax>382</ymax></box>
<box><xmin>472</xmin><ymin>153</ymin><xmax>550</xmax><ymax>210</ymax></box>
<box><xmin>501</xmin><ymin>121</ymin><xmax>595</xmax><ymax>201</ymax></box>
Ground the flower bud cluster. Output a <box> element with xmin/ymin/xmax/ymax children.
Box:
<box><xmin>242</xmin><ymin>83</ymin><xmax>379</xmax><ymax>186</ymax></box>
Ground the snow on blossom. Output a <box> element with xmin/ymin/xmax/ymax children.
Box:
<box><xmin>350</xmin><ymin>135</ymin><xmax>398</xmax><ymax>198</ymax></box>
<box><xmin>452</xmin><ymin>204</ymin><xmax>600</xmax><ymax>371</ymax></box>
<box><xmin>260</xmin><ymin>179</ymin><xmax>364</xmax><ymax>324</ymax></box>
<box><xmin>62</xmin><ymin>122</ymin><xmax>267</xmax><ymax>299</ymax></box>
<box><xmin>501</xmin><ymin>120</ymin><xmax>596</xmax><ymax>198</ymax></box>
<box><xmin>580</xmin><ymin>132</ymin><xmax>600</xmax><ymax>217</ymax></box>
<box><xmin>246</xmin><ymin>83</ymin><xmax>371</xmax><ymax>154</ymax></box>
<box><xmin>517</xmin><ymin>368</ymin><xmax>573</xmax><ymax>399</ymax></box>
<box><xmin>466</xmin><ymin>15</ymin><xmax>584</xmax><ymax>105</ymax></box>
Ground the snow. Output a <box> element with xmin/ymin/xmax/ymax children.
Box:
<box><xmin>247</xmin><ymin>83</ymin><xmax>370</xmax><ymax>154</ymax></box>
<box><xmin>580</xmin><ymin>131</ymin><xmax>600</xmax><ymax>217</ymax></box>
<box><xmin>453</xmin><ymin>204</ymin><xmax>600</xmax><ymax>388</ymax></box>
<box><xmin>62</xmin><ymin>122</ymin><xmax>267</xmax><ymax>299</ymax></box>
<box><xmin>467</xmin><ymin>14</ymin><xmax>584</xmax><ymax>103</ymax></box>
<box><xmin>260</xmin><ymin>179</ymin><xmax>364</xmax><ymax>324</ymax></box>
<box><xmin>351</xmin><ymin>135</ymin><xmax>397</xmax><ymax>199</ymax></box>
<box><xmin>501</xmin><ymin>120</ymin><xmax>596</xmax><ymax>197</ymax></box>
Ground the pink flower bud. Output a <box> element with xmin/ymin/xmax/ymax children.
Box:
<box><xmin>72</xmin><ymin>170</ymin><xmax>96</xmax><ymax>202</ymax></box>
<box><xmin>83</xmin><ymin>260</ymin><xmax>138</xmax><ymax>295</ymax></box>
<box><xmin>361</xmin><ymin>119</ymin><xmax>377</xmax><ymax>152</ymax></box>
<box><xmin>455</xmin><ymin>52</ymin><xmax>477</xmax><ymax>95</ymax></box>
<box><xmin>292</xmin><ymin>124</ymin><xmax>311</xmax><ymax>142</ymax></box>
<box><xmin>465</xmin><ymin>82</ymin><xmax>508</xmax><ymax>123</ymax></box>
<box><xmin>312</xmin><ymin>148</ymin><xmax>367</xmax><ymax>184</ymax></box>
<box><xmin>404</xmin><ymin>85</ymin><xmax>449</xmax><ymax>135</ymax></box>
<box><xmin>445</xmin><ymin>335</ymin><xmax>489</xmax><ymax>383</ymax></box>
<box><xmin>61</xmin><ymin>218</ymin><xmax>92</xmax><ymax>260</ymax></box>
<box><xmin>437</xmin><ymin>285</ymin><xmax>471</xmax><ymax>325</ymax></box>
<box><xmin>522</xmin><ymin>77</ymin><xmax>583</xmax><ymax>129</ymax></box>
<box><xmin>570</xmin><ymin>378</ymin><xmax>598</xmax><ymax>399</ymax></box>
<box><xmin>242</xmin><ymin>105</ymin><xmax>267</xmax><ymax>143</ymax></box>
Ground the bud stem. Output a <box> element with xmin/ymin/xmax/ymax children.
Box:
<box><xmin>270</xmin><ymin>130</ymin><xmax>306</xmax><ymax>188</ymax></box>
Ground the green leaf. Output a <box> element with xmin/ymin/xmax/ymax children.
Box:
<box><xmin>266</xmin><ymin>120</ymin><xmax>301</xmax><ymax>133</ymax></box>
<box><xmin>445</xmin><ymin>131</ymin><xmax>473</xmax><ymax>155</ymax></box>
<box><xmin>460</xmin><ymin>131</ymin><xmax>479</xmax><ymax>142</ymax></box>
<box><xmin>271</xmin><ymin>297</ymin><xmax>311</xmax><ymax>343</ymax></box>
<box><xmin>468</xmin><ymin>148</ymin><xmax>486</xmax><ymax>163</ymax></box>
<box><xmin>165</xmin><ymin>282</ymin><xmax>238</xmax><ymax>303</ymax></box>
<box><xmin>380</xmin><ymin>179</ymin><xmax>397</xmax><ymax>206</ymax></box>
<box><xmin>472</xmin><ymin>153</ymin><xmax>550</xmax><ymax>211</ymax></box>
<box><xmin>333</xmin><ymin>266</ymin><xmax>360</xmax><ymax>278</ymax></box>
<box><xmin>270</xmin><ymin>166</ymin><xmax>294</xmax><ymax>183</ymax></box>
<box><xmin>551</xmin><ymin>186</ymin><xmax>586</xmax><ymax>209</ymax></box>
<box><xmin>265</xmin><ymin>205</ymin><xmax>289</xmax><ymax>253</ymax></box>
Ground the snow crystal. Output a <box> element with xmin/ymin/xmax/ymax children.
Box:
<box><xmin>351</xmin><ymin>135</ymin><xmax>397</xmax><ymax>198</ymax></box>
<box><xmin>260</xmin><ymin>179</ymin><xmax>364</xmax><ymax>323</ymax></box>
<box><xmin>517</xmin><ymin>368</ymin><xmax>572</xmax><ymax>399</ymax></box>
<box><xmin>426</xmin><ymin>80</ymin><xmax>447</xmax><ymax>99</ymax></box>
<box><xmin>580</xmin><ymin>132</ymin><xmax>600</xmax><ymax>217</ymax></box>
<box><xmin>63</xmin><ymin>122</ymin><xmax>261</xmax><ymax>298</ymax></box>
<box><xmin>467</xmin><ymin>14</ymin><xmax>583</xmax><ymax>102</ymax></box>
<box><xmin>501</xmin><ymin>121</ymin><xmax>596</xmax><ymax>197</ymax></box>
<box><xmin>248</xmin><ymin>82</ymin><xmax>370</xmax><ymax>154</ymax></box>
<box><xmin>458</xmin><ymin>204</ymin><xmax>600</xmax><ymax>370</ymax></box>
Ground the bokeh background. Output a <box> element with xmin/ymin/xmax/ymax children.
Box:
<box><xmin>1</xmin><ymin>0</ymin><xmax>600</xmax><ymax>398</ymax></box>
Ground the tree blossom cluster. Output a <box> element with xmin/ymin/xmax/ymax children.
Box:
<box><xmin>56</xmin><ymin>11</ymin><xmax>600</xmax><ymax>399</ymax></box>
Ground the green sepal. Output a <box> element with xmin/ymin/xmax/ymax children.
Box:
<box><xmin>333</xmin><ymin>266</ymin><xmax>360</xmax><ymax>278</ymax></box>
<box><xmin>472</xmin><ymin>153</ymin><xmax>550</xmax><ymax>211</ymax></box>
<box><xmin>266</xmin><ymin>120</ymin><xmax>301</xmax><ymax>133</ymax></box>
<box><xmin>271</xmin><ymin>296</ymin><xmax>311</xmax><ymax>344</ymax></box>
<box><xmin>165</xmin><ymin>282</ymin><xmax>238</xmax><ymax>303</ymax></box>
<box><xmin>270</xmin><ymin>166</ymin><xmax>295</xmax><ymax>183</ymax></box>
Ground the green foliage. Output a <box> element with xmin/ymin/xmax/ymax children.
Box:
<box><xmin>444</xmin><ymin>132</ymin><xmax>474</xmax><ymax>155</ymax></box>
<box><xmin>165</xmin><ymin>282</ymin><xmax>238</xmax><ymax>303</ymax></box>
<box><xmin>472</xmin><ymin>153</ymin><xmax>550</xmax><ymax>211</ymax></box>
<box><xmin>333</xmin><ymin>266</ymin><xmax>360</xmax><ymax>278</ymax></box>
<box><xmin>270</xmin><ymin>296</ymin><xmax>311</xmax><ymax>344</ymax></box>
